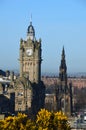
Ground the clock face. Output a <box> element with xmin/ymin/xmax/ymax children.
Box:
<box><xmin>26</xmin><ymin>49</ymin><xmax>33</xmax><ymax>56</ymax></box>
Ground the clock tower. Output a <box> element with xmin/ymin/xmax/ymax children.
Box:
<box><xmin>15</xmin><ymin>20</ymin><xmax>45</xmax><ymax>116</ymax></box>
<box><xmin>20</xmin><ymin>21</ymin><xmax>42</xmax><ymax>84</ymax></box>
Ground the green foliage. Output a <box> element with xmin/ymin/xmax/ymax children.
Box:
<box><xmin>0</xmin><ymin>109</ymin><xmax>71</xmax><ymax>130</ymax></box>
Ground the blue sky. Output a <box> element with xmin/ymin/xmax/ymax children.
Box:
<box><xmin>0</xmin><ymin>0</ymin><xmax>86</xmax><ymax>74</ymax></box>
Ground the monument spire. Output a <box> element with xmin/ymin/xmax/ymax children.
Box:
<box><xmin>59</xmin><ymin>47</ymin><xmax>67</xmax><ymax>82</ymax></box>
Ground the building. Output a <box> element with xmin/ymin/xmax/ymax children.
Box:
<box><xmin>45</xmin><ymin>93</ymin><xmax>57</xmax><ymax>111</ymax></box>
<box><xmin>0</xmin><ymin>20</ymin><xmax>74</xmax><ymax>117</ymax></box>
<box><xmin>0</xmin><ymin>75</ymin><xmax>15</xmax><ymax>115</ymax></box>
<box><xmin>56</xmin><ymin>47</ymin><xmax>73</xmax><ymax>116</ymax></box>
<box><xmin>14</xmin><ymin>20</ymin><xmax>45</xmax><ymax>116</ymax></box>
<box><xmin>0</xmin><ymin>20</ymin><xmax>45</xmax><ymax>117</ymax></box>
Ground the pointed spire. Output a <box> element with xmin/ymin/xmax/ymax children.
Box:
<box><xmin>62</xmin><ymin>46</ymin><xmax>65</xmax><ymax>55</ymax></box>
<box><xmin>59</xmin><ymin>47</ymin><xmax>67</xmax><ymax>82</ymax></box>
<box><xmin>62</xmin><ymin>46</ymin><xmax>65</xmax><ymax>59</ymax></box>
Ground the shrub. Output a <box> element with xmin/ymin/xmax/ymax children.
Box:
<box><xmin>0</xmin><ymin>109</ymin><xmax>70</xmax><ymax>130</ymax></box>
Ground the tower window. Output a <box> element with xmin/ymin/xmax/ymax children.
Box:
<box><xmin>18</xmin><ymin>92</ymin><xmax>23</xmax><ymax>96</ymax></box>
<box><xmin>18</xmin><ymin>101</ymin><xmax>22</xmax><ymax>105</ymax></box>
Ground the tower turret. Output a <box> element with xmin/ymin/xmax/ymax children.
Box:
<box><xmin>27</xmin><ymin>21</ymin><xmax>35</xmax><ymax>41</ymax></box>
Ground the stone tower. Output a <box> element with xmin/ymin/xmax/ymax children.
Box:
<box><xmin>56</xmin><ymin>47</ymin><xmax>72</xmax><ymax>116</ymax></box>
<box><xmin>20</xmin><ymin>21</ymin><xmax>41</xmax><ymax>84</ymax></box>
<box><xmin>15</xmin><ymin>21</ymin><xmax>45</xmax><ymax>116</ymax></box>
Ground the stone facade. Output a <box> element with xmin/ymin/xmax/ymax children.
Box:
<box><xmin>14</xmin><ymin>76</ymin><xmax>32</xmax><ymax>114</ymax></box>
<box><xmin>20</xmin><ymin>21</ymin><xmax>41</xmax><ymax>84</ymax></box>
<box><xmin>45</xmin><ymin>93</ymin><xmax>57</xmax><ymax>112</ymax></box>
<box><xmin>42</xmin><ymin>77</ymin><xmax>86</xmax><ymax>89</ymax></box>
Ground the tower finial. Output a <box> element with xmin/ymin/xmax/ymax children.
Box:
<box><xmin>27</xmin><ymin>14</ymin><xmax>35</xmax><ymax>40</ymax></box>
<box><xmin>30</xmin><ymin>14</ymin><xmax>32</xmax><ymax>25</ymax></box>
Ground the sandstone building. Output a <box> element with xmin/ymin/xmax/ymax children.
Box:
<box><xmin>15</xmin><ymin>21</ymin><xmax>45</xmax><ymax>116</ymax></box>
<box><xmin>0</xmin><ymin>20</ymin><xmax>45</xmax><ymax>116</ymax></box>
